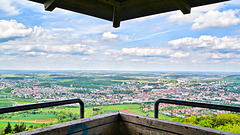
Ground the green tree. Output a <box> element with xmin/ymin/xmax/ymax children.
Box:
<box><xmin>13</xmin><ymin>122</ymin><xmax>26</xmax><ymax>133</ymax></box>
<box><xmin>4</xmin><ymin>122</ymin><xmax>12</xmax><ymax>134</ymax></box>
<box><xmin>172</xmin><ymin>113</ymin><xmax>240</xmax><ymax>134</ymax></box>
<box><xmin>198</xmin><ymin>119</ymin><xmax>213</xmax><ymax>128</ymax></box>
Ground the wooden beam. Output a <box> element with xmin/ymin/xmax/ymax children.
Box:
<box><xmin>44</xmin><ymin>0</ymin><xmax>59</xmax><ymax>11</ymax></box>
<box><xmin>121</xmin><ymin>0</ymin><xmax>155</xmax><ymax>8</ymax></box>
<box><xmin>113</xmin><ymin>2</ymin><xmax>121</xmax><ymax>28</ymax></box>
<box><xmin>96</xmin><ymin>0</ymin><xmax>116</xmax><ymax>6</ymax></box>
<box><xmin>172</xmin><ymin>0</ymin><xmax>191</xmax><ymax>14</ymax></box>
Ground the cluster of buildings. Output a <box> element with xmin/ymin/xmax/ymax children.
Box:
<box><xmin>11</xmin><ymin>85</ymin><xmax>75</xmax><ymax>100</ymax></box>
<box><xmin>142</xmin><ymin>103</ymin><xmax>227</xmax><ymax>118</ymax></box>
<box><xmin>0</xmin><ymin>79</ymin><xmax>18</xmax><ymax>89</ymax></box>
<box><xmin>2</xmin><ymin>75</ymin><xmax>240</xmax><ymax>117</ymax></box>
<box><xmin>0</xmin><ymin>78</ymin><xmax>37</xmax><ymax>89</ymax></box>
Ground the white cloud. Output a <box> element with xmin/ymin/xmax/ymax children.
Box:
<box><xmin>102</xmin><ymin>35</ymin><xmax>240</xmax><ymax>65</ymax></box>
<box><xmin>0</xmin><ymin>20</ymin><xmax>32</xmax><ymax>39</ymax></box>
<box><xmin>168</xmin><ymin>4</ymin><xmax>221</xmax><ymax>24</ymax></box>
<box><xmin>32</xmin><ymin>26</ymin><xmax>47</xmax><ymax>37</ymax></box>
<box><xmin>210</xmin><ymin>53</ymin><xmax>232</xmax><ymax>59</ymax></box>
<box><xmin>115</xmin><ymin>57</ymin><xmax>123</xmax><ymax>61</ymax></box>
<box><xmin>192</xmin><ymin>10</ymin><xmax>240</xmax><ymax>29</ymax></box>
<box><xmin>46</xmin><ymin>44</ymin><xmax>95</xmax><ymax>54</ymax></box>
<box><xmin>121</xmin><ymin>47</ymin><xmax>173</xmax><ymax>57</ymax></box>
<box><xmin>168</xmin><ymin>11</ymin><xmax>201</xmax><ymax>25</ymax></box>
<box><xmin>81</xmin><ymin>57</ymin><xmax>92</xmax><ymax>61</ymax></box>
<box><xmin>167</xmin><ymin>4</ymin><xmax>240</xmax><ymax>29</ymax></box>
<box><xmin>192</xmin><ymin>60</ymin><xmax>197</xmax><ymax>63</ymax></box>
<box><xmin>52</xmin><ymin>28</ymin><xmax>74</xmax><ymax>32</ymax></box>
<box><xmin>102</xmin><ymin>32</ymin><xmax>118</xmax><ymax>40</ymax></box>
<box><xmin>104</xmin><ymin>49</ymin><xmax>121</xmax><ymax>56</ymax></box>
<box><xmin>169</xmin><ymin>36</ymin><xmax>213</xmax><ymax>50</ymax></box>
<box><xmin>18</xmin><ymin>45</ymin><xmax>33</xmax><ymax>52</ymax></box>
<box><xmin>26</xmin><ymin>52</ymin><xmax>47</xmax><ymax>56</ymax></box>
<box><xmin>0</xmin><ymin>44</ymin><xmax>97</xmax><ymax>57</ymax></box>
<box><xmin>80</xmin><ymin>24</ymin><xmax>113</xmax><ymax>35</ymax></box>
<box><xmin>171</xmin><ymin>52</ymin><xmax>190</xmax><ymax>58</ymax></box>
<box><xmin>211</xmin><ymin>36</ymin><xmax>240</xmax><ymax>50</ymax></box>
<box><xmin>169</xmin><ymin>35</ymin><xmax>240</xmax><ymax>51</ymax></box>
<box><xmin>131</xmin><ymin>59</ymin><xmax>145</xmax><ymax>62</ymax></box>
<box><xmin>0</xmin><ymin>0</ymin><xmax>19</xmax><ymax>16</ymax></box>
<box><xmin>167</xmin><ymin>35</ymin><xmax>240</xmax><ymax>64</ymax></box>
<box><xmin>0</xmin><ymin>19</ymin><xmax>98</xmax><ymax>59</ymax></box>
<box><xmin>24</xmin><ymin>44</ymin><xmax>96</xmax><ymax>54</ymax></box>
<box><xmin>104</xmin><ymin>47</ymin><xmax>179</xmax><ymax>61</ymax></box>
<box><xmin>104</xmin><ymin>46</ymin><xmax>191</xmax><ymax>60</ymax></box>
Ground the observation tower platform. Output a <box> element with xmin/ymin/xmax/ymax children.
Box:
<box><xmin>15</xmin><ymin>111</ymin><xmax>237</xmax><ymax>135</ymax></box>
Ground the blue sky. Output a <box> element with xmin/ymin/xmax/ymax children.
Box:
<box><xmin>0</xmin><ymin>0</ymin><xmax>240</xmax><ymax>72</ymax></box>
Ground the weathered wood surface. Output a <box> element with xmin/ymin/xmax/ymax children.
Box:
<box><xmin>120</xmin><ymin>112</ymin><xmax>238</xmax><ymax>135</ymax></box>
<box><xmin>14</xmin><ymin>112</ymin><xmax>119</xmax><ymax>135</ymax></box>
<box><xmin>14</xmin><ymin>111</ymin><xmax>239</xmax><ymax>135</ymax></box>
<box><xmin>119</xmin><ymin>121</ymin><xmax>178</xmax><ymax>135</ymax></box>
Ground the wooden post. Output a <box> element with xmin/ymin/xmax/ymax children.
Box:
<box><xmin>113</xmin><ymin>2</ymin><xmax>121</xmax><ymax>28</ymax></box>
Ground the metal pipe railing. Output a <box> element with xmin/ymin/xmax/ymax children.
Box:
<box><xmin>0</xmin><ymin>98</ymin><xmax>84</xmax><ymax>118</ymax></box>
<box><xmin>154</xmin><ymin>98</ymin><xmax>240</xmax><ymax>118</ymax></box>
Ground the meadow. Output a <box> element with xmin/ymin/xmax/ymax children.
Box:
<box><xmin>0</xmin><ymin>114</ymin><xmax>57</xmax><ymax>129</ymax></box>
<box><xmin>41</xmin><ymin>104</ymin><xmax>172</xmax><ymax>119</ymax></box>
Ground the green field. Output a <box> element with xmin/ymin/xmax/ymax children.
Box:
<box><xmin>41</xmin><ymin>104</ymin><xmax>172</xmax><ymax>119</ymax></box>
<box><xmin>5</xmin><ymin>114</ymin><xmax>56</xmax><ymax>120</ymax></box>
<box><xmin>0</xmin><ymin>98</ymin><xmax>13</xmax><ymax>107</ymax></box>
<box><xmin>0</xmin><ymin>97</ymin><xmax>36</xmax><ymax>108</ymax></box>
<box><xmin>86</xmin><ymin>104</ymin><xmax>171</xmax><ymax>119</ymax></box>
<box><xmin>0</xmin><ymin>114</ymin><xmax>57</xmax><ymax>129</ymax></box>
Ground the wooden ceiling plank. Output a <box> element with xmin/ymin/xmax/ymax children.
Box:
<box><xmin>97</xmin><ymin>0</ymin><xmax>116</xmax><ymax>6</ymax></box>
<box><xmin>121</xmin><ymin>0</ymin><xmax>174</xmax><ymax>21</ymax></box>
<box><xmin>60</xmin><ymin>0</ymin><xmax>113</xmax><ymax>21</ymax></box>
<box><xmin>121</xmin><ymin>0</ymin><xmax>157</xmax><ymax>8</ymax></box>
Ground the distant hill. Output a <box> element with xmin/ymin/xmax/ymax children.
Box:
<box><xmin>223</xmin><ymin>75</ymin><xmax>240</xmax><ymax>82</ymax></box>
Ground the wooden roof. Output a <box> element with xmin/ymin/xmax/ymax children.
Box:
<box><xmin>29</xmin><ymin>0</ymin><xmax>230</xmax><ymax>28</ymax></box>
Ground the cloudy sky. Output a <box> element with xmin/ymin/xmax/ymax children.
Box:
<box><xmin>0</xmin><ymin>0</ymin><xmax>240</xmax><ymax>72</ymax></box>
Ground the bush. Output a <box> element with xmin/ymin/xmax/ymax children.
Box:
<box><xmin>172</xmin><ymin>113</ymin><xmax>240</xmax><ymax>134</ymax></box>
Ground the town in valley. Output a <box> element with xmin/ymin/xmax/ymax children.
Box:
<box><xmin>1</xmin><ymin>71</ymin><xmax>239</xmax><ymax>118</ymax></box>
